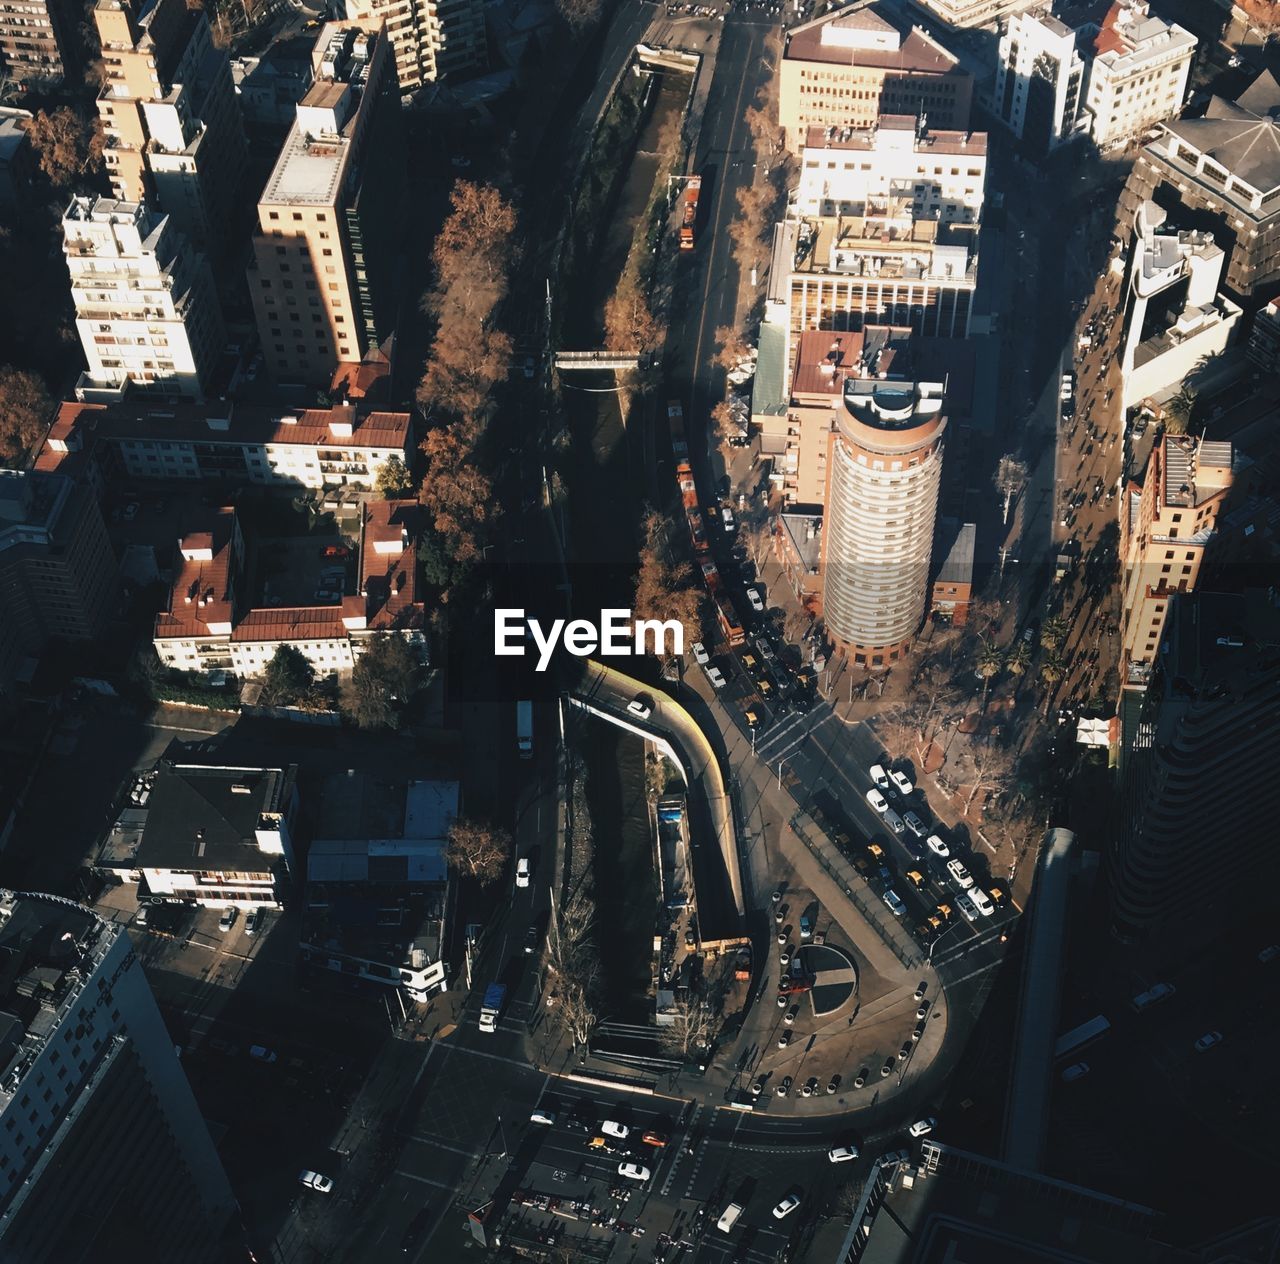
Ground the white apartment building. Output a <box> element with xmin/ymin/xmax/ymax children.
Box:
<box><xmin>0</xmin><ymin>890</ymin><xmax>234</xmax><ymax>1259</ymax></box>
<box><xmin>993</xmin><ymin>8</ymin><xmax>1088</xmax><ymax>154</ymax></box>
<box><xmin>63</xmin><ymin>195</ymin><xmax>224</xmax><ymax>402</ymax></box>
<box><xmin>793</xmin><ymin>116</ymin><xmax>986</xmax><ymax>224</ymax></box>
<box><xmin>344</xmin><ymin>0</ymin><xmax>485</xmax><ymax>90</ymax></box>
<box><xmin>1085</xmin><ymin>0</ymin><xmax>1194</xmax><ymax>151</ymax></box>
<box><xmin>910</xmin><ymin>0</ymin><xmax>1039</xmax><ymax>28</ymax></box>
<box><xmin>1119</xmin><ymin>200</ymin><xmax>1241</xmax><ymax>411</ymax></box>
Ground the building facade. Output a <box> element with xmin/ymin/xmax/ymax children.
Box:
<box><xmin>1118</xmin><ymin>434</ymin><xmax>1234</xmax><ymax>693</ymax></box>
<box><xmin>1247</xmin><ymin>296</ymin><xmax>1280</xmax><ymax>370</ymax></box>
<box><xmin>344</xmin><ymin>0</ymin><xmax>486</xmax><ymax>90</ymax></box>
<box><xmin>0</xmin><ymin>890</ymin><xmax>235</xmax><ymax>1261</ymax></box>
<box><xmin>1118</xmin><ymin>200</ymin><xmax>1241</xmax><ymax>411</ymax></box>
<box><xmin>63</xmin><ymin>196</ymin><xmax>224</xmax><ymax>401</ymax></box>
<box><xmin>248</xmin><ymin>22</ymin><xmax>403</xmax><ymax>386</ymax></box>
<box><xmin>0</xmin><ymin>0</ymin><xmax>74</xmax><ymax>83</ymax></box>
<box><xmin>1114</xmin><ymin>588</ymin><xmax>1280</xmax><ymax>940</ymax></box>
<box><xmin>44</xmin><ymin>398</ymin><xmax>412</xmax><ymax>492</ymax></box>
<box><xmin>911</xmin><ymin>0</ymin><xmax>1039</xmax><ymax>27</ymax></box>
<box><xmin>779</xmin><ymin>5</ymin><xmax>972</xmax><ymax>152</ymax></box>
<box><xmin>793</xmin><ymin>116</ymin><xmax>986</xmax><ymax>223</ymax></box>
<box><xmin>0</xmin><ymin>469</ymin><xmax>117</xmax><ymax>693</ymax></box>
<box><xmin>993</xmin><ymin>8</ymin><xmax>1088</xmax><ymax>155</ymax></box>
<box><xmin>94</xmin><ymin>0</ymin><xmax>246</xmax><ymax>256</ymax></box>
<box><xmin>1085</xmin><ymin>1</ymin><xmax>1194</xmax><ymax>152</ymax></box>
<box><xmin>1117</xmin><ymin>71</ymin><xmax>1280</xmax><ymax>304</ymax></box>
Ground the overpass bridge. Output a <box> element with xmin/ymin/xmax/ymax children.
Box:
<box><xmin>553</xmin><ymin>350</ymin><xmax>656</xmax><ymax>372</ymax></box>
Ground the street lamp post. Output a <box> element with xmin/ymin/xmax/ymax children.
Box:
<box><xmin>777</xmin><ymin>758</ymin><xmax>786</xmax><ymax>791</ymax></box>
<box><xmin>927</xmin><ymin>918</ymin><xmax>966</xmax><ymax>965</ymax></box>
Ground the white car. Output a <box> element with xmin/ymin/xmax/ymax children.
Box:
<box><xmin>968</xmin><ymin>887</ymin><xmax>995</xmax><ymax>917</ymax></box>
<box><xmin>299</xmin><ymin>1170</ymin><xmax>334</xmax><ymax>1193</ymax></box>
<box><xmin>691</xmin><ymin>641</ymin><xmax>710</xmax><ymax>665</ymax></box>
<box><xmin>218</xmin><ymin>908</ymin><xmax>238</xmax><ymax>933</ymax></box>
<box><xmin>618</xmin><ymin>1162</ymin><xmax>650</xmax><ymax>1182</ymax></box>
<box><xmin>946</xmin><ymin>859</ymin><xmax>974</xmax><ymax>889</ymax></box>
<box><xmin>515</xmin><ymin>857</ymin><xmax>531</xmax><ymax>888</ymax></box>
<box><xmin>530</xmin><ymin>1109</ymin><xmax>557</xmax><ymax>1125</ymax></box>
<box><xmin>926</xmin><ymin>834</ymin><xmax>950</xmax><ymax>859</ymax></box>
<box><xmin>828</xmin><ymin>1145</ymin><xmax>860</xmax><ymax>1163</ymax></box>
<box><xmin>721</xmin><ymin>506</ymin><xmax>736</xmax><ymax>532</ymax></box>
<box><xmin>627</xmin><ymin>696</ymin><xmax>653</xmax><ymax>719</ymax></box>
<box><xmin>601</xmin><ymin>1120</ymin><xmax>630</xmax><ymax>1140</ymax></box>
<box><xmin>882</xmin><ymin>889</ymin><xmax>906</xmax><ymax>917</ymax></box>
<box><xmin>908</xmin><ymin>1117</ymin><xmax>935</xmax><ymax>1138</ymax></box>
<box><xmin>1194</xmin><ymin>1031</ymin><xmax>1223</xmax><ymax>1053</ymax></box>
<box><xmin>866</xmin><ymin>788</ymin><xmax>889</xmax><ymax>814</ymax></box>
<box><xmin>869</xmin><ymin>764</ymin><xmax>890</xmax><ymax>791</ymax></box>
<box><xmin>746</xmin><ymin>586</ymin><xmax>765</xmax><ymax>612</ymax></box>
<box><xmin>1061</xmin><ymin>1062</ymin><xmax>1090</xmax><ymax>1083</ymax></box>
<box><xmin>772</xmin><ymin>1194</ymin><xmax>801</xmax><ymax>1220</ymax></box>
<box><xmin>889</xmin><ymin>770</ymin><xmax>913</xmax><ymax>796</ymax></box>
<box><xmin>705</xmin><ymin>665</ymin><xmax>726</xmax><ymax>689</ymax></box>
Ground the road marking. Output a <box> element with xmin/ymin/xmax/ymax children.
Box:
<box><xmin>395</xmin><ymin>1170</ymin><xmax>458</xmax><ymax>1190</ymax></box>
<box><xmin>401</xmin><ymin>1132</ymin><xmax>475</xmax><ymax>1156</ymax></box>
<box><xmin>436</xmin><ymin>1041</ymin><xmax>535</xmax><ymax>1071</ymax></box>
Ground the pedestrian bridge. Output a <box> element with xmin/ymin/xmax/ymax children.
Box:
<box><xmin>553</xmin><ymin>350</ymin><xmax>646</xmax><ymax>371</ymax></box>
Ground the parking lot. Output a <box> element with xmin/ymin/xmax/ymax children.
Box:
<box><xmin>249</xmin><ymin>534</ymin><xmax>354</xmax><ymax>608</ymax></box>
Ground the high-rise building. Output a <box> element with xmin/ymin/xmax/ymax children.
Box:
<box><xmin>779</xmin><ymin>4</ymin><xmax>972</xmax><ymax>153</ymax></box>
<box><xmin>1118</xmin><ymin>434</ymin><xmax>1234</xmax><ymax>695</ymax></box>
<box><xmin>993</xmin><ymin>8</ymin><xmax>1089</xmax><ymax>155</ymax></box>
<box><xmin>63</xmin><ymin>195</ymin><xmax>224</xmax><ymax>401</ymax></box>
<box><xmin>910</xmin><ymin>0</ymin><xmax>1040</xmax><ymax>28</ymax></box>
<box><xmin>1117</xmin><ymin>200</ymin><xmax>1241</xmax><ymax>412</ymax></box>
<box><xmin>248</xmin><ymin>22</ymin><xmax>403</xmax><ymax>386</ymax></box>
<box><xmin>1084</xmin><ymin>1</ymin><xmax>1194</xmax><ymax>152</ymax></box>
<box><xmin>344</xmin><ymin>0</ymin><xmax>486</xmax><ymax>91</ymax></box>
<box><xmin>93</xmin><ymin>0</ymin><xmax>247</xmax><ymax>257</ymax></box>
<box><xmin>0</xmin><ymin>888</ymin><xmax>236</xmax><ymax>1260</ymax></box>
<box><xmin>0</xmin><ymin>469</ymin><xmax>117</xmax><ymax>692</ymax></box>
<box><xmin>0</xmin><ymin>0</ymin><xmax>75</xmax><ymax>84</ymax></box>
<box><xmin>1113</xmin><ymin>588</ymin><xmax>1280</xmax><ymax>940</ymax></box>
<box><xmin>1117</xmin><ymin>71</ymin><xmax>1280</xmax><ymax>304</ymax></box>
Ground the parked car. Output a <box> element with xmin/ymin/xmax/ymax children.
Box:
<box><xmin>746</xmin><ymin>587</ymin><xmax>765</xmax><ymax>612</ymax></box>
<box><xmin>869</xmin><ymin>764</ymin><xmax>890</xmax><ymax>790</ymax></box>
<box><xmin>946</xmin><ymin>859</ymin><xmax>974</xmax><ymax>889</ymax></box>
<box><xmin>721</xmin><ymin>506</ymin><xmax>736</xmax><ymax>532</ymax></box>
<box><xmin>955</xmin><ymin>891</ymin><xmax>979</xmax><ymax>922</ymax></box>
<box><xmin>889</xmin><ymin>770</ymin><xmax>913</xmax><ymax>796</ymax></box>
<box><xmin>903</xmin><ymin>811</ymin><xmax>927</xmax><ymax>838</ymax></box>
<box><xmin>245</xmin><ymin>907</ymin><xmax>265</xmax><ymax>936</ymax></box>
<box><xmin>908</xmin><ymin>1117</ymin><xmax>935</xmax><ymax>1138</ymax></box>
<box><xmin>1061</xmin><ymin>1062</ymin><xmax>1090</xmax><ymax>1083</ymax></box>
<box><xmin>1194</xmin><ymin>1031</ymin><xmax>1223</xmax><ymax>1052</ymax></box>
<box><xmin>882</xmin><ymin>889</ymin><xmax>906</xmax><ymax>917</ymax></box>
<box><xmin>249</xmin><ymin>1045</ymin><xmax>277</xmax><ymax>1063</ymax></box>
<box><xmin>828</xmin><ymin>1144</ymin><xmax>859</xmax><ymax>1163</ymax></box>
<box><xmin>617</xmin><ymin>1162</ymin><xmax>650</xmax><ymax>1182</ymax></box>
<box><xmin>601</xmin><ymin>1120</ymin><xmax>630</xmax><ymax>1140</ymax></box>
<box><xmin>883</xmin><ymin>809</ymin><xmax>905</xmax><ymax>835</ymax></box>
<box><xmin>218</xmin><ymin>908</ymin><xmax>238</xmax><ymax>933</ymax></box>
<box><xmin>691</xmin><ymin>641</ymin><xmax>710</xmax><ymax>665</ymax></box>
<box><xmin>772</xmin><ymin>1194</ymin><xmax>801</xmax><ymax>1220</ymax></box>
<box><xmin>1131</xmin><ymin>982</ymin><xmax>1176</xmax><ymax>1012</ymax></box>
<box><xmin>627</xmin><ymin>695</ymin><xmax>653</xmax><ymax>719</ymax></box>
<box><xmin>706</xmin><ymin>665</ymin><xmax>726</xmax><ymax>689</ymax></box>
<box><xmin>530</xmin><ymin>1109</ymin><xmax>557</xmax><ymax>1125</ymax></box>
<box><xmin>866</xmin><ymin>788</ymin><xmax>889</xmax><ymax>814</ymax></box>
<box><xmin>641</xmin><ymin>1130</ymin><xmax>669</xmax><ymax>1147</ymax></box>
<box><xmin>926</xmin><ymin>834</ymin><xmax>950</xmax><ymax>858</ymax></box>
<box><xmin>299</xmin><ymin>1170</ymin><xmax>334</xmax><ymax>1193</ymax></box>
<box><xmin>968</xmin><ymin>887</ymin><xmax>995</xmax><ymax>917</ymax></box>
<box><xmin>523</xmin><ymin>922</ymin><xmax>541</xmax><ymax>954</ymax></box>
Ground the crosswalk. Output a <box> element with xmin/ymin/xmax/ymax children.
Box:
<box><xmin>659</xmin><ymin>1103</ymin><xmax>705</xmax><ymax>1196</ymax></box>
<box><xmin>753</xmin><ymin>700</ymin><xmax>836</xmax><ymax>764</ymax></box>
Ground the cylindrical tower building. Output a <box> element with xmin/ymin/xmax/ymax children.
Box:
<box><xmin>820</xmin><ymin>373</ymin><xmax>946</xmax><ymax>665</ymax></box>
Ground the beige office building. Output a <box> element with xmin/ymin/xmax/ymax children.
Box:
<box><xmin>248</xmin><ymin>22</ymin><xmax>403</xmax><ymax>386</ymax></box>
<box><xmin>344</xmin><ymin>0</ymin><xmax>486</xmax><ymax>90</ymax></box>
<box><xmin>94</xmin><ymin>0</ymin><xmax>246</xmax><ymax>256</ymax></box>
<box><xmin>1119</xmin><ymin>435</ymin><xmax>1234</xmax><ymax>694</ymax></box>
<box><xmin>779</xmin><ymin>4</ymin><xmax>971</xmax><ymax>153</ymax></box>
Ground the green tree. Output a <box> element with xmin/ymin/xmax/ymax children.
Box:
<box><xmin>1040</xmin><ymin>616</ymin><xmax>1070</xmax><ymax>656</ymax></box>
<box><xmin>374</xmin><ymin>453</ymin><xmax>415</xmax><ymax>499</ymax></box>
<box><xmin>260</xmin><ymin>644</ymin><xmax>314</xmax><ymax>707</ymax></box>
<box><xmin>1162</xmin><ymin>384</ymin><xmax>1196</xmax><ymax>436</ymax></box>
<box><xmin>1040</xmin><ymin>655</ymin><xmax>1066</xmax><ymax>688</ymax></box>
<box><xmin>0</xmin><ymin>365</ymin><xmax>52</xmax><ymax>467</ymax></box>
<box><xmin>1005</xmin><ymin>640</ymin><xmax>1031</xmax><ymax>678</ymax></box>
<box><xmin>341</xmin><ymin>633</ymin><xmax>423</xmax><ymax>730</ymax></box>
<box><xmin>975</xmin><ymin>639</ymin><xmax>1004</xmax><ymax>711</ymax></box>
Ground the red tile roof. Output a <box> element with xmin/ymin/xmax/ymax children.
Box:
<box><xmin>154</xmin><ymin>509</ymin><xmax>236</xmax><ymax>640</ymax></box>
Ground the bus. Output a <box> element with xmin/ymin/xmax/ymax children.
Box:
<box><xmin>1053</xmin><ymin>1014</ymin><xmax>1110</xmax><ymax>1061</ymax></box>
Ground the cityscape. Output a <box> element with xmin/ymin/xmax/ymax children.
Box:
<box><xmin>1</xmin><ymin>0</ymin><xmax>1279</xmax><ymax>1258</ymax></box>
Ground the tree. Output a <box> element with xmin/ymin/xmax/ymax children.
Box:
<box><xmin>0</xmin><ymin>366</ymin><xmax>52</xmax><ymax>467</ymax></box>
<box><xmin>975</xmin><ymin>639</ymin><xmax>1003</xmax><ymax>711</ymax></box>
<box><xmin>784</xmin><ymin>605</ymin><xmax>813</xmax><ymax>643</ymax></box>
<box><xmin>715</xmin><ymin>325</ymin><xmax>752</xmax><ymax>372</ymax></box>
<box><xmin>426</xmin><ymin>182</ymin><xmax>517</xmax><ymax>320</ymax></box>
<box><xmin>375</xmin><ymin>454</ymin><xmax>414</xmax><ymax>499</ymax></box>
<box><xmin>419</xmin><ymin>417</ymin><xmax>496</xmax><ymax>563</ymax></box>
<box><xmin>603</xmin><ymin>274</ymin><xmax>660</xmax><ymax>353</ymax></box>
<box><xmin>961</xmin><ymin>737</ymin><xmax>1013</xmax><ymax>816</ymax></box>
<box><xmin>555</xmin><ymin>0</ymin><xmax>603</xmax><ymax>31</ymax></box>
<box><xmin>633</xmin><ymin>509</ymin><xmax>703</xmax><ymax>664</ymax></box>
<box><xmin>993</xmin><ymin>455</ymin><xmax>1028</xmax><ymax>525</ymax></box>
<box><xmin>445</xmin><ymin>819</ymin><xmax>512</xmax><ymax>885</ymax></box>
<box><xmin>1005</xmin><ymin>640</ymin><xmax>1031</xmax><ymax>678</ymax></box>
<box><xmin>741</xmin><ymin>518</ymin><xmax>774</xmax><ymax>576</ymax></box>
<box><xmin>417</xmin><ymin>322</ymin><xmax>514</xmax><ymax>417</ymax></box>
<box><xmin>22</xmin><ymin>108</ymin><xmax>104</xmax><ymax>188</ymax></box>
<box><xmin>260</xmin><ymin>644</ymin><xmax>314</xmax><ymax>707</ymax></box>
<box><xmin>658</xmin><ymin>994</ymin><xmax>719</xmax><ymax>1060</ymax></box>
<box><xmin>1162</xmin><ymin>384</ymin><xmax>1196</xmax><ymax>436</ymax></box>
<box><xmin>342</xmin><ymin>633</ymin><xmax>423</xmax><ymax>729</ymax></box>
<box><xmin>709</xmin><ymin>399</ymin><xmax>741</xmax><ymax>455</ymax></box>
<box><xmin>1039</xmin><ymin>654</ymin><xmax>1066</xmax><ymax>688</ymax></box>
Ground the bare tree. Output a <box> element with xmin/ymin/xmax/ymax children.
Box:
<box><xmin>634</xmin><ymin>508</ymin><xmax>704</xmax><ymax>664</ymax></box>
<box><xmin>445</xmin><ymin>819</ymin><xmax>512</xmax><ymax>885</ymax></box>
<box><xmin>658</xmin><ymin>995</ymin><xmax>719</xmax><ymax>1060</ymax></box>
<box><xmin>709</xmin><ymin>399</ymin><xmax>739</xmax><ymax>456</ymax></box>
<box><xmin>993</xmin><ymin>455</ymin><xmax>1028</xmax><ymax>525</ymax></box>
<box><xmin>962</xmin><ymin>738</ymin><xmax>1013</xmax><ymax>816</ymax></box>
<box><xmin>783</xmin><ymin>605</ymin><xmax>812</xmax><ymax>643</ymax></box>
<box><xmin>741</xmin><ymin>518</ymin><xmax>774</xmax><ymax>575</ymax></box>
<box><xmin>555</xmin><ymin>965</ymin><xmax>600</xmax><ymax>1051</ymax></box>
<box><xmin>715</xmin><ymin>325</ymin><xmax>753</xmax><ymax>372</ymax></box>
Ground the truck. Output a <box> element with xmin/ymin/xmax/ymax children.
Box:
<box><xmin>679</xmin><ymin>176</ymin><xmax>701</xmax><ymax>251</ymax></box>
<box><xmin>479</xmin><ymin>982</ymin><xmax>507</xmax><ymax>1032</ymax></box>
<box><xmin>516</xmin><ymin>700</ymin><xmax>533</xmax><ymax>759</ymax></box>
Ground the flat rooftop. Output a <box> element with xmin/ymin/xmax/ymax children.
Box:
<box><xmin>803</xmin><ymin>118</ymin><xmax>987</xmax><ymax>156</ymax></box>
<box><xmin>786</xmin><ymin>13</ymin><xmax>961</xmax><ymax>73</ymax></box>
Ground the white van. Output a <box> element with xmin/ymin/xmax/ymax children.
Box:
<box><xmin>717</xmin><ymin>1202</ymin><xmax>744</xmax><ymax>1233</ymax></box>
